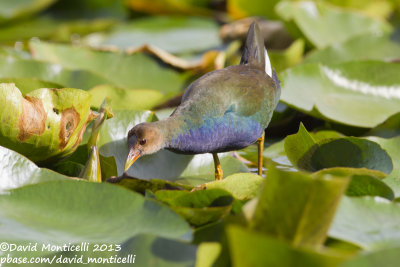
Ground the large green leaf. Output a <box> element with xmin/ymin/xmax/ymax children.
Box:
<box><xmin>327</xmin><ymin>0</ymin><xmax>395</xmax><ymax>19</ymax></box>
<box><xmin>0</xmin><ymin>0</ymin><xmax>56</xmax><ymax>23</ymax></box>
<box><xmin>367</xmin><ymin>112</ymin><xmax>400</xmax><ymax>138</ymax></box>
<box><xmin>0</xmin><ymin>77</ymin><xmax>62</xmax><ymax>95</ymax></box>
<box><xmin>0</xmin><ymin>55</ymin><xmax>111</xmax><ymax>90</ymax></box>
<box><xmin>30</xmin><ymin>41</ymin><xmax>188</xmax><ymax>96</ymax></box>
<box><xmin>340</xmin><ymin>246</ymin><xmax>400</xmax><ymax>267</ymax></box>
<box><xmin>176</xmin><ymin>153</ymin><xmax>249</xmax><ymax>185</ymax></box>
<box><xmin>15</xmin><ymin>234</ymin><xmax>198</xmax><ymax>266</ymax></box>
<box><xmin>281</xmin><ymin>61</ymin><xmax>400</xmax><ymax>128</ymax></box>
<box><xmin>84</xmin><ymin>16</ymin><xmax>221</xmax><ymax>54</ymax></box>
<box><xmin>315</xmin><ymin>168</ymin><xmax>393</xmax><ymax>200</ymax></box>
<box><xmin>155</xmin><ymin>188</ymin><xmax>234</xmax><ymax>226</ymax></box>
<box><xmin>0</xmin><ymin>146</ymin><xmax>67</xmax><ymax>193</ymax></box>
<box><xmin>0</xmin><ymin>84</ymin><xmax>95</xmax><ymax>162</ymax></box>
<box><xmin>125</xmin><ymin>0</ymin><xmax>212</xmax><ymax>16</ymax></box>
<box><xmin>367</xmin><ymin>136</ymin><xmax>400</xmax><ymax>197</ymax></box>
<box><xmin>195</xmin><ymin>173</ymin><xmax>263</xmax><ymax>201</ymax></box>
<box><xmin>89</xmin><ymin>84</ymin><xmax>165</xmax><ymax>111</ymax></box>
<box><xmin>284</xmin><ymin>124</ymin><xmax>393</xmax><ymax>174</ymax></box>
<box><xmin>0</xmin><ymin>17</ymin><xmax>116</xmax><ymax>44</ymax></box>
<box><xmin>227</xmin><ymin>0</ymin><xmax>280</xmax><ymax>19</ymax></box>
<box><xmin>107</xmin><ymin>175</ymin><xmax>193</xmax><ymax>194</ymax></box>
<box><xmin>284</xmin><ymin>123</ymin><xmax>316</xmax><ymax>170</ymax></box>
<box><xmin>275</xmin><ymin>1</ymin><xmax>391</xmax><ymax>48</ymax></box>
<box><xmin>329</xmin><ymin>196</ymin><xmax>400</xmax><ymax>250</ymax></box>
<box><xmin>227</xmin><ymin>226</ymin><xmax>346</xmax><ymax>267</ymax></box>
<box><xmin>304</xmin><ymin>33</ymin><xmax>400</xmax><ymax>64</ymax></box>
<box><xmin>239</xmin><ymin>139</ymin><xmax>295</xmax><ymax>172</ymax></box>
<box><xmin>47</xmin><ymin>0</ymin><xmax>128</xmax><ymax>19</ymax></box>
<box><xmin>0</xmin><ymin>180</ymin><xmax>191</xmax><ymax>250</ymax></box>
<box><xmin>269</xmin><ymin>39</ymin><xmax>305</xmax><ymax>73</ymax></box>
<box><xmin>251</xmin><ymin>166</ymin><xmax>349</xmax><ymax>248</ymax></box>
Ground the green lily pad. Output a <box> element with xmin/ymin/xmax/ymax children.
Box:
<box><xmin>195</xmin><ymin>173</ymin><xmax>263</xmax><ymax>201</ymax></box>
<box><xmin>84</xmin><ymin>16</ymin><xmax>221</xmax><ymax>54</ymax></box>
<box><xmin>0</xmin><ymin>55</ymin><xmax>112</xmax><ymax>90</ymax></box>
<box><xmin>275</xmin><ymin>1</ymin><xmax>391</xmax><ymax>48</ymax></box>
<box><xmin>227</xmin><ymin>0</ymin><xmax>280</xmax><ymax>20</ymax></box>
<box><xmin>304</xmin><ymin>33</ymin><xmax>400</xmax><ymax>64</ymax></box>
<box><xmin>0</xmin><ymin>46</ymin><xmax>32</xmax><ymax>60</ymax></box>
<box><xmin>227</xmin><ymin>225</ymin><xmax>346</xmax><ymax>267</ymax></box>
<box><xmin>329</xmin><ymin>196</ymin><xmax>400</xmax><ymax>250</ymax></box>
<box><xmin>0</xmin><ymin>146</ymin><xmax>67</xmax><ymax>193</ymax></box>
<box><xmin>155</xmin><ymin>188</ymin><xmax>234</xmax><ymax>226</ymax></box>
<box><xmin>0</xmin><ymin>180</ymin><xmax>191</xmax><ymax>250</ymax></box>
<box><xmin>16</xmin><ymin>233</ymin><xmax>198</xmax><ymax>266</ymax></box>
<box><xmin>47</xmin><ymin>0</ymin><xmax>128</xmax><ymax>19</ymax></box>
<box><xmin>239</xmin><ymin>139</ymin><xmax>295</xmax><ymax>172</ymax></box>
<box><xmin>0</xmin><ymin>0</ymin><xmax>56</xmax><ymax>23</ymax></box>
<box><xmin>124</xmin><ymin>0</ymin><xmax>212</xmax><ymax>16</ymax></box>
<box><xmin>269</xmin><ymin>39</ymin><xmax>305</xmax><ymax>73</ymax></box>
<box><xmin>367</xmin><ymin>112</ymin><xmax>400</xmax><ymax>138</ymax></box>
<box><xmin>30</xmin><ymin>41</ymin><xmax>189</xmax><ymax>96</ymax></box>
<box><xmin>0</xmin><ymin>17</ymin><xmax>116</xmax><ymax>44</ymax></box>
<box><xmin>251</xmin><ymin>166</ymin><xmax>349</xmax><ymax>247</ymax></box>
<box><xmin>89</xmin><ymin>84</ymin><xmax>165</xmax><ymax>111</ymax></box>
<box><xmin>341</xmin><ymin>246</ymin><xmax>400</xmax><ymax>267</ymax></box>
<box><xmin>284</xmin><ymin>124</ymin><xmax>393</xmax><ymax>174</ymax></box>
<box><xmin>176</xmin><ymin>153</ymin><xmax>249</xmax><ymax>185</ymax></box>
<box><xmin>52</xmin><ymin>160</ymin><xmax>84</xmax><ymax>177</ymax></box>
<box><xmin>0</xmin><ymin>78</ymin><xmax>62</xmax><ymax>95</ymax></box>
<box><xmin>314</xmin><ymin>168</ymin><xmax>393</xmax><ymax>200</ymax></box>
<box><xmin>0</xmin><ymin>84</ymin><xmax>95</xmax><ymax>162</ymax></box>
<box><xmin>107</xmin><ymin>175</ymin><xmax>193</xmax><ymax>194</ymax></box>
<box><xmin>367</xmin><ymin>135</ymin><xmax>400</xmax><ymax>197</ymax></box>
<box><xmin>281</xmin><ymin>61</ymin><xmax>400</xmax><ymax>128</ymax></box>
<box><xmin>327</xmin><ymin>0</ymin><xmax>395</xmax><ymax>19</ymax></box>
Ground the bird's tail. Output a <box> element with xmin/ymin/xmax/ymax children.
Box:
<box><xmin>240</xmin><ymin>21</ymin><xmax>280</xmax><ymax>105</ymax></box>
<box><xmin>240</xmin><ymin>21</ymin><xmax>272</xmax><ymax>77</ymax></box>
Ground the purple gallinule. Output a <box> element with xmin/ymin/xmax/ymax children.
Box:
<box><xmin>124</xmin><ymin>21</ymin><xmax>281</xmax><ymax>180</ymax></box>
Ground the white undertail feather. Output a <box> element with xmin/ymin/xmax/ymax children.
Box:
<box><xmin>264</xmin><ymin>48</ymin><xmax>272</xmax><ymax>77</ymax></box>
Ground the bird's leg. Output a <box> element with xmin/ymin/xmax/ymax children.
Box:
<box><xmin>257</xmin><ymin>132</ymin><xmax>265</xmax><ymax>176</ymax></box>
<box><xmin>212</xmin><ymin>153</ymin><xmax>223</xmax><ymax>181</ymax></box>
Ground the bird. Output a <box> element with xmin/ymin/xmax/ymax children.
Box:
<box><xmin>124</xmin><ymin>21</ymin><xmax>281</xmax><ymax>180</ymax></box>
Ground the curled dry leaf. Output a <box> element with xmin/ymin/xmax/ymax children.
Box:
<box><xmin>0</xmin><ymin>83</ymin><xmax>96</xmax><ymax>163</ymax></box>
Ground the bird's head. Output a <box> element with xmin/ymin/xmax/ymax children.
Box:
<box><xmin>124</xmin><ymin>122</ymin><xmax>164</xmax><ymax>171</ymax></box>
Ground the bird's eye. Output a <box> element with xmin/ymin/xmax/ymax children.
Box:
<box><xmin>139</xmin><ymin>139</ymin><xmax>147</xmax><ymax>146</ymax></box>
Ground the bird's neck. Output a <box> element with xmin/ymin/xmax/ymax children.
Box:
<box><xmin>153</xmin><ymin>116</ymin><xmax>185</xmax><ymax>148</ymax></box>
<box><xmin>151</xmin><ymin>115</ymin><xmax>186</xmax><ymax>148</ymax></box>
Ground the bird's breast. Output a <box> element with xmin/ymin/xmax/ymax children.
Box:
<box><xmin>166</xmin><ymin>115</ymin><xmax>263</xmax><ymax>154</ymax></box>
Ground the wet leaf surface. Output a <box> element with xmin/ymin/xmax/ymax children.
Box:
<box><xmin>155</xmin><ymin>188</ymin><xmax>234</xmax><ymax>226</ymax></box>
<box><xmin>281</xmin><ymin>61</ymin><xmax>400</xmax><ymax>128</ymax></box>
<box><xmin>276</xmin><ymin>1</ymin><xmax>391</xmax><ymax>48</ymax></box>
<box><xmin>0</xmin><ymin>180</ymin><xmax>191</xmax><ymax>255</ymax></box>
<box><xmin>330</xmin><ymin>196</ymin><xmax>400</xmax><ymax>250</ymax></box>
<box><xmin>30</xmin><ymin>41</ymin><xmax>189</xmax><ymax>96</ymax></box>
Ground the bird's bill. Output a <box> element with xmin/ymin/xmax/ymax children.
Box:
<box><xmin>124</xmin><ymin>149</ymin><xmax>141</xmax><ymax>172</ymax></box>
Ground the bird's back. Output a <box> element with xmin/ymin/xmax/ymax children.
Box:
<box><xmin>164</xmin><ymin>22</ymin><xmax>280</xmax><ymax>154</ymax></box>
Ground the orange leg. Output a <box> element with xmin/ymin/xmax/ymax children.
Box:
<box><xmin>257</xmin><ymin>132</ymin><xmax>265</xmax><ymax>176</ymax></box>
<box><xmin>212</xmin><ymin>153</ymin><xmax>223</xmax><ymax>181</ymax></box>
